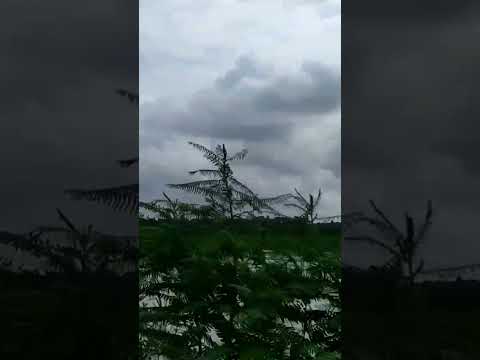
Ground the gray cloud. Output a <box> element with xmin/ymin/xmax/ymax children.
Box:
<box><xmin>255</xmin><ymin>62</ymin><xmax>340</xmax><ymax>115</ymax></box>
<box><xmin>343</xmin><ymin>0</ymin><xmax>480</xmax><ymax>268</ymax></box>
<box><xmin>215</xmin><ymin>55</ymin><xmax>272</xmax><ymax>90</ymax></box>
<box><xmin>142</xmin><ymin>57</ymin><xmax>339</xmax><ymax>145</ymax></box>
<box><xmin>2</xmin><ymin>0</ymin><xmax>138</xmax><ymax>234</ymax></box>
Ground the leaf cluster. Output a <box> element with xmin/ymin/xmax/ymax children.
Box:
<box><xmin>139</xmin><ymin>225</ymin><xmax>341</xmax><ymax>359</ymax></box>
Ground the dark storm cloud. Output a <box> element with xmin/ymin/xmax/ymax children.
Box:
<box><xmin>3</xmin><ymin>0</ymin><xmax>136</xmax><ymax>103</ymax></box>
<box><xmin>2</xmin><ymin>0</ymin><xmax>138</xmax><ymax>234</ymax></box>
<box><xmin>142</xmin><ymin>57</ymin><xmax>339</xmax><ymax>144</ymax></box>
<box><xmin>255</xmin><ymin>62</ymin><xmax>340</xmax><ymax>115</ymax></box>
<box><xmin>189</xmin><ymin>122</ymin><xmax>290</xmax><ymax>142</ymax></box>
<box><xmin>343</xmin><ymin>0</ymin><xmax>480</xmax><ymax>268</ymax></box>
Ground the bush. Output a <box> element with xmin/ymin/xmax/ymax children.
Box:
<box><xmin>139</xmin><ymin>223</ymin><xmax>341</xmax><ymax>360</ymax></box>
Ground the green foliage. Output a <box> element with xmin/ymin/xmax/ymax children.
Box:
<box><xmin>139</xmin><ymin>223</ymin><xmax>341</xmax><ymax>360</ymax></box>
<box><xmin>140</xmin><ymin>192</ymin><xmax>216</xmax><ymax>221</ymax></box>
<box><xmin>139</xmin><ymin>122</ymin><xmax>340</xmax><ymax>359</ymax></box>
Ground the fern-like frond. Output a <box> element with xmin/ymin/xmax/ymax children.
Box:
<box><xmin>293</xmin><ymin>188</ymin><xmax>309</xmax><ymax>206</ymax></box>
<box><xmin>313</xmin><ymin>188</ymin><xmax>322</xmax><ymax>209</ymax></box>
<box><xmin>168</xmin><ymin>180</ymin><xmax>221</xmax><ymax>192</ymax></box>
<box><xmin>414</xmin><ymin>200</ymin><xmax>433</xmax><ymax>245</ymax></box>
<box><xmin>188</xmin><ymin>142</ymin><xmax>222</xmax><ymax>167</ymax></box>
<box><xmin>227</xmin><ymin>148</ymin><xmax>248</xmax><ymax>161</ymax></box>
<box><xmin>56</xmin><ymin>208</ymin><xmax>80</xmax><ymax>234</ymax></box>
<box><xmin>230</xmin><ymin>178</ymin><xmax>256</xmax><ymax>196</ymax></box>
<box><xmin>344</xmin><ymin>235</ymin><xmax>400</xmax><ymax>258</ymax></box>
<box><xmin>352</xmin><ymin>215</ymin><xmax>400</xmax><ymax>238</ymax></box>
<box><xmin>159</xmin><ymin>192</ymin><xmax>172</xmax><ymax>204</ymax></box>
<box><xmin>260</xmin><ymin>193</ymin><xmax>292</xmax><ymax>204</ymax></box>
<box><xmin>65</xmin><ymin>184</ymin><xmax>139</xmax><ymax>214</ymax></box>
<box><xmin>368</xmin><ymin>200</ymin><xmax>403</xmax><ymax>238</ymax></box>
<box><xmin>188</xmin><ymin>169</ymin><xmax>222</xmax><ymax>178</ymax></box>
<box><xmin>167</xmin><ymin>181</ymin><xmax>224</xmax><ymax>200</ymax></box>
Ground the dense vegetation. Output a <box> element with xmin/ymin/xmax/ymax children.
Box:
<box><xmin>138</xmin><ymin>140</ymin><xmax>342</xmax><ymax>359</ymax></box>
<box><xmin>139</xmin><ymin>221</ymin><xmax>341</xmax><ymax>360</ymax></box>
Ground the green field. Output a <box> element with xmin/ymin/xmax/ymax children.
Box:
<box><xmin>140</xmin><ymin>221</ymin><xmax>340</xmax><ymax>256</ymax></box>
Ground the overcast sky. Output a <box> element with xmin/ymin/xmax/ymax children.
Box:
<box><xmin>140</xmin><ymin>0</ymin><xmax>341</xmax><ymax>218</ymax></box>
<box><xmin>343</xmin><ymin>0</ymin><xmax>480</xmax><ymax>271</ymax></box>
<box><xmin>1</xmin><ymin>0</ymin><xmax>137</xmax><ymax>236</ymax></box>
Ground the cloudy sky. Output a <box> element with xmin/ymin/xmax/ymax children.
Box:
<box><xmin>2</xmin><ymin>0</ymin><xmax>137</xmax><ymax>236</ymax></box>
<box><xmin>140</xmin><ymin>0</ymin><xmax>341</xmax><ymax>218</ymax></box>
<box><xmin>343</xmin><ymin>0</ymin><xmax>480</xmax><ymax>270</ymax></box>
